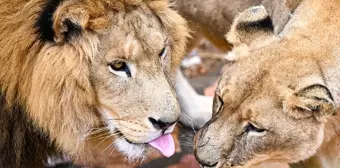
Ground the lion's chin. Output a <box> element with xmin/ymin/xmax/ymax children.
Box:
<box><xmin>114</xmin><ymin>138</ymin><xmax>147</xmax><ymax>162</ymax></box>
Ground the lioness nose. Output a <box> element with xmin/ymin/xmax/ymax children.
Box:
<box><xmin>149</xmin><ymin>117</ymin><xmax>176</xmax><ymax>130</ymax></box>
<box><xmin>194</xmin><ymin>150</ymin><xmax>219</xmax><ymax>167</ymax></box>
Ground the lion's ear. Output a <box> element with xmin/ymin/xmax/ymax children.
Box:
<box><xmin>283</xmin><ymin>84</ymin><xmax>336</xmax><ymax>122</ymax></box>
<box><xmin>53</xmin><ymin>3</ymin><xmax>109</xmax><ymax>43</ymax></box>
<box><xmin>36</xmin><ymin>1</ymin><xmax>108</xmax><ymax>43</ymax></box>
<box><xmin>52</xmin><ymin>5</ymin><xmax>88</xmax><ymax>43</ymax></box>
<box><xmin>226</xmin><ymin>6</ymin><xmax>274</xmax><ymax>47</ymax></box>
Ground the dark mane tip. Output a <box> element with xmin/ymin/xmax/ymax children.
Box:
<box><xmin>35</xmin><ymin>0</ymin><xmax>64</xmax><ymax>42</ymax></box>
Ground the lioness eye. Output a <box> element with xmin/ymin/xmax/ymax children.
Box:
<box><xmin>212</xmin><ymin>94</ymin><xmax>224</xmax><ymax>117</ymax></box>
<box><xmin>159</xmin><ymin>47</ymin><xmax>168</xmax><ymax>58</ymax></box>
<box><xmin>108</xmin><ymin>61</ymin><xmax>131</xmax><ymax>77</ymax></box>
<box><xmin>244</xmin><ymin>123</ymin><xmax>266</xmax><ymax>133</ymax></box>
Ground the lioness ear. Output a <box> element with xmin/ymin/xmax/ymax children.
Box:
<box><xmin>261</xmin><ymin>0</ymin><xmax>303</xmax><ymax>34</ymax></box>
<box><xmin>226</xmin><ymin>6</ymin><xmax>274</xmax><ymax>47</ymax></box>
<box><xmin>36</xmin><ymin>1</ymin><xmax>108</xmax><ymax>43</ymax></box>
<box><xmin>285</xmin><ymin>0</ymin><xmax>303</xmax><ymax>11</ymax></box>
<box><xmin>283</xmin><ymin>84</ymin><xmax>336</xmax><ymax>122</ymax></box>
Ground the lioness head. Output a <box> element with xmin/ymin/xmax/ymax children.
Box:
<box><xmin>194</xmin><ymin>1</ymin><xmax>340</xmax><ymax>167</ymax></box>
<box><xmin>21</xmin><ymin>0</ymin><xmax>188</xmax><ymax>161</ymax></box>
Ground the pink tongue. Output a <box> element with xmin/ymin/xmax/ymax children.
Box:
<box><xmin>148</xmin><ymin>134</ymin><xmax>175</xmax><ymax>158</ymax></box>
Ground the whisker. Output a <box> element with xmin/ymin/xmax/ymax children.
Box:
<box><xmin>86</xmin><ymin>133</ymin><xmax>112</xmax><ymax>141</ymax></box>
<box><xmin>108</xmin><ymin>143</ymin><xmax>117</xmax><ymax>158</ymax></box>
<box><xmin>176</xmin><ymin>122</ymin><xmax>184</xmax><ymax>128</ymax></box>
<box><xmin>84</xmin><ymin>128</ymin><xmax>108</xmax><ymax>136</ymax></box>
<box><xmin>103</xmin><ymin>118</ymin><xmax>125</xmax><ymax>121</ymax></box>
<box><xmin>92</xmin><ymin>135</ymin><xmax>113</xmax><ymax>150</ymax></box>
<box><xmin>101</xmin><ymin>138</ymin><xmax>117</xmax><ymax>153</ymax></box>
<box><xmin>181</xmin><ymin>113</ymin><xmax>197</xmax><ymax>132</ymax></box>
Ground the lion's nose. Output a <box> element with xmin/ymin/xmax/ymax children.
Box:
<box><xmin>148</xmin><ymin>117</ymin><xmax>176</xmax><ymax>130</ymax></box>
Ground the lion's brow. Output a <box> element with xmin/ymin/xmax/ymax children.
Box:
<box><xmin>121</xmin><ymin>34</ymin><xmax>139</xmax><ymax>59</ymax></box>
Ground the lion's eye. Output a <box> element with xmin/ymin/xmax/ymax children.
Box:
<box><xmin>110</xmin><ymin>61</ymin><xmax>125</xmax><ymax>70</ymax></box>
<box><xmin>244</xmin><ymin>123</ymin><xmax>266</xmax><ymax>134</ymax></box>
<box><xmin>159</xmin><ymin>47</ymin><xmax>168</xmax><ymax>58</ymax></box>
<box><xmin>108</xmin><ymin>61</ymin><xmax>131</xmax><ymax>77</ymax></box>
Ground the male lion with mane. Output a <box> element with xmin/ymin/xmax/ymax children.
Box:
<box><xmin>194</xmin><ymin>0</ymin><xmax>340</xmax><ymax>168</ymax></box>
<box><xmin>0</xmin><ymin>0</ymin><xmax>189</xmax><ymax>167</ymax></box>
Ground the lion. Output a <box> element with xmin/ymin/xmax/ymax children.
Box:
<box><xmin>0</xmin><ymin>0</ymin><xmax>189</xmax><ymax>167</ymax></box>
<box><xmin>194</xmin><ymin>0</ymin><xmax>340</xmax><ymax>168</ymax></box>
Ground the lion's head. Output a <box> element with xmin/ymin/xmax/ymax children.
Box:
<box><xmin>0</xmin><ymin>0</ymin><xmax>188</xmax><ymax>162</ymax></box>
<box><xmin>194</xmin><ymin>1</ymin><xmax>340</xmax><ymax>167</ymax></box>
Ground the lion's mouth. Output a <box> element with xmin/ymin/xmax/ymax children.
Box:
<box><xmin>114</xmin><ymin>129</ymin><xmax>176</xmax><ymax>157</ymax></box>
<box><xmin>199</xmin><ymin>162</ymin><xmax>218</xmax><ymax>168</ymax></box>
<box><xmin>115</xmin><ymin>130</ymin><xmax>146</xmax><ymax>144</ymax></box>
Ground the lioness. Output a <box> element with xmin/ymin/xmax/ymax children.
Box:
<box><xmin>194</xmin><ymin>0</ymin><xmax>340</xmax><ymax>168</ymax></box>
<box><xmin>172</xmin><ymin>0</ymin><xmax>295</xmax><ymax>52</ymax></box>
<box><xmin>0</xmin><ymin>0</ymin><xmax>189</xmax><ymax>167</ymax></box>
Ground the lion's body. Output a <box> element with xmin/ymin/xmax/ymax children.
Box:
<box><xmin>0</xmin><ymin>92</ymin><xmax>58</xmax><ymax>167</ymax></box>
<box><xmin>194</xmin><ymin>0</ymin><xmax>340</xmax><ymax>167</ymax></box>
<box><xmin>0</xmin><ymin>1</ymin><xmax>60</xmax><ymax>167</ymax></box>
<box><xmin>0</xmin><ymin>0</ymin><xmax>188</xmax><ymax>167</ymax></box>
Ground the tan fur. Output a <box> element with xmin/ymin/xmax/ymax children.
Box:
<box><xmin>0</xmin><ymin>0</ymin><xmax>189</xmax><ymax>167</ymax></box>
<box><xmin>171</xmin><ymin>0</ymin><xmax>264</xmax><ymax>52</ymax></box>
<box><xmin>225</xmin><ymin>6</ymin><xmax>278</xmax><ymax>61</ymax></box>
<box><xmin>172</xmin><ymin>0</ymin><xmax>299</xmax><ymax>52</ymax></box>
<box><xmin>194</xmin><ymin>0</ymin><xmax>340</xmax><ymax>167</ymax></box>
